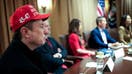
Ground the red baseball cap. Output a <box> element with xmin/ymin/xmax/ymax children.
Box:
<box><xmin>10</xmin><ymin>4</ymin><xmax>50</xmax><ymax>32</ymax></box>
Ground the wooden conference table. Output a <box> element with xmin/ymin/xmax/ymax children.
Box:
<box><xmin>64</xmin><ymin>47</ymin><xmax>132</xmax><ymax>74</ymax></box>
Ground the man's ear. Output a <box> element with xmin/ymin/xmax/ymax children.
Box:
<box><xmin>20</xmin><ymin>27</ymin><xmax>30</xmax><ymax>38</ymax></box>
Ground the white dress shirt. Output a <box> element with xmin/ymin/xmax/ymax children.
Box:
<box><xmin>99</xmin><ymin>28</ymin><xmax>108</xmax><ymax>44</ymax></box>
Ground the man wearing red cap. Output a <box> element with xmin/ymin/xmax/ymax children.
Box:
<box><xmin>0</xmin><ymin>4</ymin><xmax>50</xmax><ymax>74</ymax></box>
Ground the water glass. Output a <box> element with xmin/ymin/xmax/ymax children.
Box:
<box><xmin>96</xmin><ymin>57</ymin><xmax>104</xmax><ymax>71</ymax></box>
<box><xmin>96</xmin><ymin>52</ymin><xmax>104</xmax><ymax>74</ymax></box>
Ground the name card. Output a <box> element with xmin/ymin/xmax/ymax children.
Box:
<box><xmin>103</xmin><ymin>57</ymin><xmax>114</xmax><ymax>72</ymax></box>
<box><xmin>114</xmin><ymin>48</ymin><xmax>125</xmax><ymax>59</ymax></box>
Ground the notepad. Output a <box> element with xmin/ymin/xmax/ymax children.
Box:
<box><xmin>123</xmin><ymin>56</ymin><xmax>132</xmax><ymax>61</ymax></box>
<box><xmin>114</xmin><ymin>48</ymin><xmax>125</xmax><ymax>59</ymax></box>
<box><xmin>85</xmin><ymin>62</ymin><xmax>97</xmax><ymax>67</ymax></box>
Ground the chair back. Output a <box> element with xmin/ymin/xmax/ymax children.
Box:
<box><xmin>82</xmin><ymin>31</ymin><xmax>90</xmax><ymax>42</ymax></box>
<box><xmin>59</xmin><ymin>34</ymin><xmax>84</xmax><ymax>63</ymax></box>
<box><xmin>82</xmin><ymin>31</ymin><xmax>91</xmax><ymax>48</ymax></box>
<box><xmin>107</xmin><ymin>28</ymin><xmax>120</xmax><ymax>41</ymax></box>
<box><xmin>59</xmin><ymin>34</ymin><xmax>74</xmax><ymax>55</ymax></box>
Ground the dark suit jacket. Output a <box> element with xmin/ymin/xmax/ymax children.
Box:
<box><xmin>88</xmin><ymin>27</ymin><xmax>116</xmax><ymax>49</ymax></box>
<box><xmin>0</xmin><ymin>39</ymin><xmax>47</xmax><ymax>74</ymax></box>
<box><xmin>36</xmin><ymin>37</ymin><xmax>67</xmax><ymax>74</ymax></box>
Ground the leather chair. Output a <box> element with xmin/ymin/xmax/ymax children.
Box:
<box><xmin>82</xmin><ymin>31</ymin><xmax>98</xmax><ymax>51</ymax></box>
<box><xmin>107</xmin><ymin>28</ymin><xmax>119</xmax><ymax>41</ymax></box>
<box><xmin>82</xmin><ymin>31</ymin><xmax>91</xmax><ymax>49</ymax></box>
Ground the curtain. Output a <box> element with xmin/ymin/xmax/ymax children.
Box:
<box><xmin>0</xmin><ymin>0</ymin><xmax>37</xmax><ymax>54</ymax></box>
<box><xmin>68</xmin><ymin>0</ymin><xmax>98</xmax><ymax>32</ymax></box>
<box><xmin>121</xmin><ymin>0</ymin><xmax>132</xmax><ymax>16</ymax></box>
<box><xmin>116</xmin><ymin>0</ymin><xmax>132</xmax><ymax>26</ymax></box>
<box><xmin>50</xmin><ymin>0</ymin><xmax>69</xmax><ymax>42</ymax></box>
<box><xmin>51</xmin><ymin>0</ymin><xmax>98</xmax><ymax>42</ymax></box>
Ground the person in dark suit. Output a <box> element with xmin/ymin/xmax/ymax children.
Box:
<box><xmin>36</xmin><ymin>20</ymin><xmax>68</xmax><ymax>74</ymax></box>
<box><xmin>0</xmin><ymin>4</ymin><xmax>50</xmax><ymax>74</ymax></box>
<box><xmin>88</xmin><ymin>16</ymin><xmax>118</xmax><ymax>49</ymax></box>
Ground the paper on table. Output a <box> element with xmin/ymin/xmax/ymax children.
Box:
<box><xmin>123</xmin><ymin>56</ymin><xmax>132</xmax><ymax>61</ymax></box>
<box><xmin>85</xmin><ymin>62</ymin><xmax>97</xmax><ymax>67</ymax></box>
<box><xmin>114</xmin><ymin>48</ymin><xmax>125</xmax><ymax>59</ymax></box>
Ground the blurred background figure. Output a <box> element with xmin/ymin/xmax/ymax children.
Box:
<box><xmin>67</xmin><ymin>18</ymin><xmax>95</xmax><ymax>59</ymax></box>
<box><xmin>118</xmin><ymin>14</ymin><xmax>132</xmax><ymax>44</ymax></box>
<box><xmin>107</xmin><ymin>9</ymin><xmax>117</xmax><ymax>29</ymax></box>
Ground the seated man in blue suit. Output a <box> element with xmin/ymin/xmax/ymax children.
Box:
<box><xmin>88</xmin><ymin>16</ymin><xmax>119</xmax><ymax>49</ymax></box>
<box><xmin>36</xmin><ymin>20</ymin><xmax>68</xmax><ymax>74</ymax></box>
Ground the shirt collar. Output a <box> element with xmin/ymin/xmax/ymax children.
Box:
<box><xmin>98</xmin><ymin>27</ymin><xmax>103</xmax><ymax>32</ymax></box>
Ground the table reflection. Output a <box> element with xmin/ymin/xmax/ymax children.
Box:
<box><xmin>64</xmin><ymin>45</ymin><xmax>132</xmax><ymax>74</ymax></box>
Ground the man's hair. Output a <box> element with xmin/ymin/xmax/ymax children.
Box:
<box><xmin>96</xmin><ymin>16</ymin><xmax>105</xmax><ymax>25</ymax></box>
<box><xmin>12</xmin><ymin>20</ymin><xmax>35</xmax><ymax>40</ymax></box>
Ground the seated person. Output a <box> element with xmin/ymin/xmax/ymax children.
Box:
<box><xmin>118</xmin><ymin>14</ymin><xmax>132</xmax><ymax>44</ymax></box>
<box><xmin>36</xmin><ymin>20</ymin><xmax>68</xmax><ymax>74</ymax></box>
<box><xmin>88</xmin><ymin>16</ymin><xmax>119</xmax><ymax>49</ymax></box>
<box><xmin>107</xmin><ymin>9</ymin><xmax>117</xmax><ymax>28</ymax></box>
<box><xmin>0</xmin><ymin>5</ymin><xmax>49</xmax><ymax>74</ymax></box>
<box><xmin>67</xmin><ymin>18</ymin><xmax>95</xmax><ymax>58</ymax></box>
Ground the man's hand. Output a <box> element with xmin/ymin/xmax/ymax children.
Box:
<box><xmin>53</xmin><ymin>53</ymin><xmax>62</xmax><ymax>58</ymax></box>
<box><xmin>57</xmin><ymin>48</ymin><xmax>61</xmax><ymax>53</ymax></box>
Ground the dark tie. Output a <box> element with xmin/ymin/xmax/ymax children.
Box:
<box><xmin>46</xmin><ymin>39</ymin><xmax>53</xmax><ymax>48</ymax></box>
